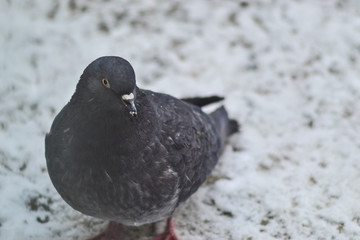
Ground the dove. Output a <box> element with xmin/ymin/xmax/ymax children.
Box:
<box><xmin>45</xmin><ymin>56</ymin><xmax>239</xmax><ymax>240</ymax></box>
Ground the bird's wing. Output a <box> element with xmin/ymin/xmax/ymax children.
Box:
<box><xmin>143</xmin><ymin>90</ymin><xmax>222</xmax><ymax>204</ymax></box>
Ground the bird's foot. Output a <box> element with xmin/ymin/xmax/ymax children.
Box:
<box><xmin>88</xmin><ymin>221</ymin><xmax>122</xmax><ymax>240</ymax></box>
<box><xmin>152</xmin><ymin>218</ymin><xmax>179</xmax><ymax>240</ymax></box>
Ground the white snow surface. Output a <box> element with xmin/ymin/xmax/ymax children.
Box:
<box><xmin>1</xmin><ymin>0</ymin><xmax>360</xmax><ymax>239</ymax></box>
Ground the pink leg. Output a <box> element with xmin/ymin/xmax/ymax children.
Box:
<box><xmin>87</xmin><ymin>221</ymin><xmax>122</xmax><ymax>240</ymax></box>
<box><xmin>152</xmin><ymin>218</ymin><xmax>179</xmax><ymax>240</ymax></box>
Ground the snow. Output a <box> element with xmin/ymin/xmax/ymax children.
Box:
<box><xmin>1</xmin><ymin>0</ymin><xmax>360</xmax><ymax>239</ymax></box>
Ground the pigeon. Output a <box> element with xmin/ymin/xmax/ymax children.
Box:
<box><xmin>45</xmin><ymin>56</ymin><xmax>239</xmax><ymax>240</ymax></box>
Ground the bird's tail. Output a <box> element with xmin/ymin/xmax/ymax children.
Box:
<box><xmin>181</xmin><ymin>95</ymin><xmax>224</xmax><ymax>107</ymax></box>
<box><xmin>210</xmin><ymin>106</ymin><xmax>239</xmax><ymax>149</ymax></box>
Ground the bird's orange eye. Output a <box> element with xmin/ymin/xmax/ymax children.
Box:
<box><xmin>102</xmin><ymin>78</ymin><xmax>110</xmax><ymax>88</ymax></box>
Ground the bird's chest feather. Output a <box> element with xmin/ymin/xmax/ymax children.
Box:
<box><xmin>50</xmin><ymin>107</ymin><xmax>180</xmax><ymax>224</ymax></box>
<box><xmin>72</xmin><ymin>109</ymin><xmax>152</xmax><ymax>163</ymax></box>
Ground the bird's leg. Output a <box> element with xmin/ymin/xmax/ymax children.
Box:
<box><xmin>88</xmin><ymin>221</ymin><xmax>123</xmax><ymax>240</ymax></box>
<box><xmin>152</xmin><ymin>218</ymin><xmax>179</xmax><ymax>240</ymax></box>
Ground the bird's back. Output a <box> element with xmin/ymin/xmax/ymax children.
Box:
<box><xmin>143</xmin><ymin>89</ymin><xmax>238</xmax><ymax>204</ymax></box>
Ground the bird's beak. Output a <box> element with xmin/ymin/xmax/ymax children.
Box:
<box><xmin>122</xmin><ymin>93</ymin><xmax>137</xmax><ymax>117</ymax></box>
<box><xmin>127</xmin><ymin>99</ymin><xmax>137</xmax><ymax>117</ymax></box>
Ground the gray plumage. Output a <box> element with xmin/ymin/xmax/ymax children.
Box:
<box><xmin>45</xmin><ymin>56</ymin><xmax>238</xmax><ymax>226</ymax></box>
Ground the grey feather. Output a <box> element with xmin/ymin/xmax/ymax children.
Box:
<box><xmin>45</xmin><ymin>56</ymin><xmax>239</xmax><ymax>226</ymax></box>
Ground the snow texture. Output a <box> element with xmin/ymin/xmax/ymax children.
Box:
<box><xmin>1</xmin><ymin>0</ymin><xmax>360</xmax><ymax>239</ymax></box>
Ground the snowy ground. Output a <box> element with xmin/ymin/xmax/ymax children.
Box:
<box><xmin>1</xmin><ymin>0</ymin><xmax>360</xmax><ymax>239</ymax></box>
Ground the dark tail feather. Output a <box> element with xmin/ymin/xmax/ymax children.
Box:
<box><xmin>210</xmin><ymin>106</ymin><xmax>239</xmax><ymax>150</ymax></box>
<box><xmin>181</xmin><ymin>96</ymin><xmax>224</xmax><ymax>107</ymax></box>
<box><xmin>228</xmin><ymin>119</ymin><xmax>240</xmax><ymax>136</ymax></box>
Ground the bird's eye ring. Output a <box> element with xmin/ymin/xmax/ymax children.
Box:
<box><xmin>102</xmin><ymin>78</ymin><xmax>110</xmax><ymax>88</ymax></box>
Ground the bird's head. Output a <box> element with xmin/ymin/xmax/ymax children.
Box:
<box><xmin>75</xmin><ymin>56</ymin><xmax>138</xmax><ymax>117</ymax></box>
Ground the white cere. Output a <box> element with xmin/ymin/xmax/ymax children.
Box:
<box><xmin>122</xmin><ymin>93</ymin><xmax>134</xmax><ymax>101</ymax></box>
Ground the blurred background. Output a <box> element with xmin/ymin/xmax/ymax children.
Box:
<box><xmin>1</xmin><ymin>0</ymin><xmax>360</xmax><ymax>239</ymax></box>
